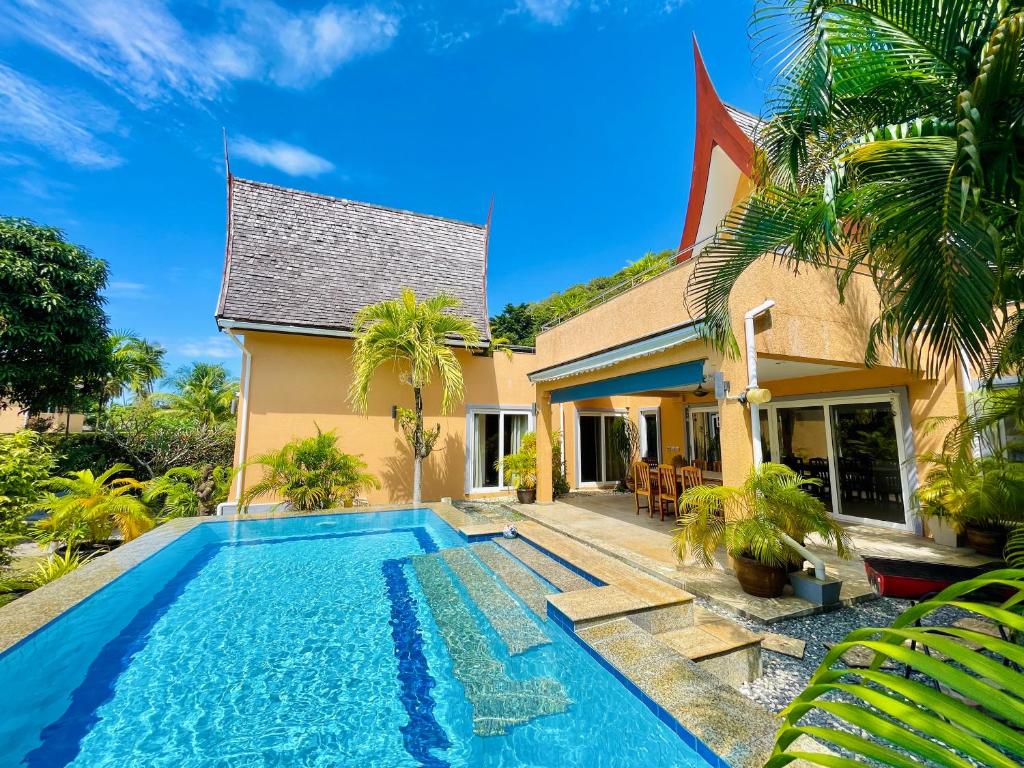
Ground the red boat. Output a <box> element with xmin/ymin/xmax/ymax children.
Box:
<box><xmin>863</xmin><ymin>557</ymin><xmax>1005</xmax><ymax>601</ymax></box>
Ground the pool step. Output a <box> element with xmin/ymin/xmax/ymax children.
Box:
<box><xmin>469</xmin><ymin>542</ymin><xmax>551</xmax><ymax>618</ymax></box>
<box><xmin>494</xmin><ymin>537</ymin><xmax>592</xmax><ymax>593</ymax></box>
<box><xmin>411</xmin><ymin>554</ymin><xmax>571</xmax><ymax>736</ymax></box>
<box><xmin>439</xmin><ymin>548</ymin><xmax>549</xmax><ymax>656</ymax></box>
<box><xmin>654</xmin><ymin>608</ymin><xmax>763</xmax><ymax>688</ymax></box>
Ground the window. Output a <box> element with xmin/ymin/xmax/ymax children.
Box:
<box><xmin>468</xmin><ymin>408</ymin><xmax>532</xmax><ymax>491</ymax></box>
<box><xmin>688</xmin><ymin>408</ymin><xmax>721</xmax><ymax>476</ymax></box>
<box><xmin>639</xmin><ymin>408</ymin><xmax>661</xmax><ymax>463</ymax></box>
<box><xmin>577</xmin><ymin>412</ymin><xmax>629</xmax><ymax>486</ymax></box>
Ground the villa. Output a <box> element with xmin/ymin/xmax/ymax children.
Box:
<box><xmin>217</xmin><ymin>45</ymin><xmax>964</xmax><ymax>545</ymax></box>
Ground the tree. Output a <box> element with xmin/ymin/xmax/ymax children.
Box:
<box><xmin>36</xmin><ymin>464</ymin><xmax>154</xmax><ymax>548</ymax></box>
<box><xmin>239</xmin><ymin>428</ymin><xmax>380</xmax><ymax>511</ymax></box>
<box><xmin>102</xmin><ymin>332</ymin><xmax>166</xmax><ymax>406</ymax></box>
<box><xmin>689</xmin><ymin>0</ymin><xmax>1024</xmax><ymax>376</ymax></box>
<box><xmin>489</xmin><ymin>303</ymin><xmax>538</xmax><ymax>347</ymax></box>
<box><xmin>0</xmin><ymin>217</ymin><xmax>110</xmax><ymax>413</ymax></box>
<box><xmin>349</xmin><ymin>288</ymin><xmax>481</xmax><ymax>505</ymax></box>
<box><xmin>162</xmin><ymin>363</ymin><xmax>238</xmax><ymax>427</ymax></box>
<box><xmin>0</xmin><ymin>431</ymin><xmax>54</xmax><ymax>568</ymax></box>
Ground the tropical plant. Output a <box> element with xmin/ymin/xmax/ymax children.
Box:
<box><xmin>0</xmin><ymin>217</ymin><xmax>110</xmax><ymax>413</ymax></box>
<box><xmin>35</xmin><ymin>464</ymin><xmax>154</xmax><ymax>548</ymax></box>
<box><xmin>689</xmin><ymin>0</ymin><xmax>1024</xmax><ymax>378</ymax></box>
<box><xmin>240</xmin><ymin>428</ymin><xmax>380</xmax><ymax>512</ymax></box>
<box><xmin>499</xmin><ymin>432</ymin><xmax>538</xmax><ymax>490</ymax></box>
<box><xmin>101</xmin><ymin>332</ymin><xmax>166</xmax><ymax>407</ymax></box>
<box><xmin>0</xmin><ymin>431</ymin><xmax>54</xmax><ymax>567</ymax></box>
<box><xmin>349</xmin><ymin>288</ymin><xmax>480</xmax><ymax>505</ymax></box>
<box><xmin>28</xmin><ymin>549</ymin><xmax>93</xmax><ymax>588</ymax></box>
<box><xmin>917</xmin><ymin>450</ymin><xmax>1024</xmax><ymax>533</ymax></box>
<box><xmin>144</xmin><ymin>465</ymin><xmax>230</xmax><ymax>519</ymax></box>
<box><xmin>162</xmin><ymin>363</ymin><xmax>238</xmax><ymax>427</ymax></box>
<box><xmin>489</xmin><ymin>303</ymin><xmax>538</xmax><ymax>347</ymax></box>
<box><xmin>767</xmin><ymin>568</ymin><xmax>1024</xmax><ymax>767</ymax></box>
<box><xmin>609</xmin><ymin>416</ymin><xmax>640</xmax><ymax>489</ymax></box>
<box><xmin>552</xmin><ymin>430</ymin><xmax>570</xmax><ymax>497</ymax></box>
<box><xmin>620</xmin><ymin>249</ymin><xmax>673</xmax><ymax>286</ymax></box>
<box><xmin>674</xmin><ymin>462</ymin><xmax>851</xmax><ymax>568</ymax></box>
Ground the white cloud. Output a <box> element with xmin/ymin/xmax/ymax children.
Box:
<box><xmin>233</xmin><ymin>137</ymin><xmax>335</xmax><ymax>177</ymax></box>
<box><xmin>518</xmin><ymin>0</ymin><xmax>578</xmax><ymax>24</ymax></box>
<box><xmin>105</xmin><ymin>281</ymin><xmax>149</xmax><ymax>298</ymax></box>
<box><xmin>0</xmin><ymin>63</ymin><xmax>122</xmax><ymax>168</ymax></box>
<box><xmin>6</xmin><ymin>0</ymin><xmax>401</xmax><ymax>105</ymax></box>
<box><xmin>176</xmin><ymin>335</ymin><xmax>238</xmax><ymax>360</ymax></box>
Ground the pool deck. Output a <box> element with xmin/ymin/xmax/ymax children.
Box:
<box><xmin>502</xmin><ymin>493</ymin><xmax>991</xmax><ymax>624</ymax></box>
<box><xmin>1</xmin><ymin>501</ymin><xmax>825</xmax><ymax>768</ymax></box>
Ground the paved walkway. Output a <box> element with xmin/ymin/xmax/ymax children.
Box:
<box><xmin>505</xmin><ymin>493</ymin><xmax>990</xmax><ymax>624</ymax></box>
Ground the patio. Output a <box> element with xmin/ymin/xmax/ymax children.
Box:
<box><xmin>505</xmin><ymin>492</ymin><xmax>992</xmax><ymax>623</ymax></box>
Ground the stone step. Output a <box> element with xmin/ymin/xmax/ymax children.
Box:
<box><xmin>410</xmin><ymin>554</ymin><xmax>570</xmax><ymax>736</ymax></box>
<box><xmin>439</xmin><ymin>548</ymin><xmax>549</xmax><ymax>656</ymax></box>
<box><xmin>493</xmin><ymin>537</ymin><xmax>592</xmax><ymax>593</ymax></box>
<box><xmin>655</xmin><ymin>611</ymin><xmax>763</xmax><ymax>688</ymax></box>
<box><xmin>470</xmin><ymin>542</ymin><xmax>551</xmax><ymax>618</ymax></box>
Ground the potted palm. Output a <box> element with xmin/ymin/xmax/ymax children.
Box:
<box><xmin>673</xmin><ymin>462</ymin><xmax>851</xmax><ymax>598</ymax></box>
<box><xmin>500</xmin><ymin>432</ymin><xmax>538</xmax><ymax>504</ymax></box>
<box><xmin>917</xmin><ymin>451</ymin><xmax>1024</xmax><ymax>556</ymax></box>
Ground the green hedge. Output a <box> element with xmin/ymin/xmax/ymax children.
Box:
<box><xmin>42</xmin><ymin>433</ymin><xmax>136</xmax><ymax>476</ymax></box>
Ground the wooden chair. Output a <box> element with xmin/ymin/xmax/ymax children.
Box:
<box><xmin>656</xmin><ymin>464</ymin><xmax>679</xmax><ymax>522</ymax></box>
<box><xmin>633</xmin><ymin>461</ymin><xmax>656</xmax><ymax>517</ymax></box>
<box><xmin>679</xmin><ymin>465</ymin><xmax>703</xmax><ymax>491</ymax></box>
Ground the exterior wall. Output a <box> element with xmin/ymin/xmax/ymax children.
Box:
<box><xmin>0</xmin><ymin>406</ymin><xmax>86</xmax><ymax>434</ymax></box>
<box><xmin>232</xmin><ymin>330</ymin><xmax>537</xmax><ymax>505</ymax></box>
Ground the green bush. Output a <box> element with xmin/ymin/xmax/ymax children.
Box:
<box><xmin>0</xmin><ymin>431</ymin><xmax>54</xmax><ymax>567</ymax></box>
<box><xmin>43</xmin><ymin>432</ymin><xmax>132</xmax><ymax>476</ymax></box>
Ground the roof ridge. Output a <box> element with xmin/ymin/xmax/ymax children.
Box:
<box><xmin>231</xmin><ymin>177</ymin><xmax>487</xmax><ymax>230</ymax></box>
<box><xmin>723</xmin><ymin>102</ymin><xmax>762</xmax><ymax>121</ymax></box>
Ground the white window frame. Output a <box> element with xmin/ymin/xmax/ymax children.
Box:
<box><xmin>764</xmin><ymin>391</ymin><xmax>913</xmax><ymax>531</ymax></box>
<box><xmin>685</xmin><ymin>405</ymin><xmax>722</xmax><ymax>480</ymax></box>
<box><xmin>575</xmin><ymin>408</ymin><xmax>628</xmax><ymax>488</ymax></box>
<box><xmin>639</xmin><ymin>407</ymin><xmax>662</xmax><ymax>463</ymax></box>
<box><xmin>464</xmin><ymin>405</ymin><xmax>534</xmax><ymax>495</ymax></box>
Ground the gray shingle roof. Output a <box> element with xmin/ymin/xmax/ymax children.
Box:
<box><xmin>216</xmin><ymin>178</ymin><xmax>490</xmax><ymax>341</ymax></box>
<box><xmin>724</xmin><ymin>104</ymin><xmax>762</xmax><ymax>143</ymax></box>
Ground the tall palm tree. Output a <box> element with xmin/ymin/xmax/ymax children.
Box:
<box><xmin>36</xmin><ymin>464</ymin><xmax>154</xmax><ymax>547</ymax></box>
<box><xmin>164</xmin><ymin>363</ymin><xmax>238</xmax><ymax>427</ymax></box>
<box><xmin>690</xmin><ymin>0</ymin><xmax>1024</xmax><ymax>377</ymax></box>
<box><xmin>349</xmin><ymin>288</ymin><xmax>481</xmax><ymax>505</ymax></box>
<box><xmin>99</xmin><ymin>332</ymin><xmax>166</xmax><ymax>412</ymax></box>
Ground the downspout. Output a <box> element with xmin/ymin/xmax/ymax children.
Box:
<box><xmin>226</xmin><ymin>330</ymin><xmax>252</xmax><ymax>511</ymax></box>
<box><xmin>744</xmin><ymin>300</ymin><xmax>827</xmax><ymax>581</ymax></box>
<box><xmin>744</xmin><ymin>300</ymin><xmax>775</xmax><ymax>468</ymax></box>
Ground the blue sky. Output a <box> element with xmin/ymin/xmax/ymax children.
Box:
<box><xmin>0</xmin><ymin>0</ymin><xmax>764</xmax><ymax>376</ymax></box>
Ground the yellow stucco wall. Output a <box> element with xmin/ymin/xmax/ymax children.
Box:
<box><xmin>233</xmin><ymin>331</ymin><xmax>537</xmax><ymax>504</ymax></box>
<box><xmin>0</xmin><ymin>406</ymin><xmax>86</xmax><ymax>434</ymax></box>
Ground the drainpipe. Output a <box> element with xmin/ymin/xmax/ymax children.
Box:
<box><xmin>744</xmin><ymin>300</ymin><xmax>827</xmax><ymax>582</ymax></box>
<box><xmin>744</xmin><ymin>300</ymin><xmax>775</xmax><ymax>468</ymax></box>
<box><xmin>225</xmin><ymin>330</ymin><xmax>252</xmax><ymax>511</ymax></box>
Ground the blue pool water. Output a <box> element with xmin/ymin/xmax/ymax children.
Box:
<box><xmin>0</xmin><ymin>510</ymin><xmax>710</xmax><ymax>767</ymax></box>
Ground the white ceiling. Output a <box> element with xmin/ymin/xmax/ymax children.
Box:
<box><xmin>756</xmin><ymin>358</ymin><xmax>857</xmax><ymax>381</ymax></box>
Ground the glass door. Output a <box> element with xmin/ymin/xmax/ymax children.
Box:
<box><xmin>688</xmin><ymin>408</ymin><xmax>722</xmax><ymax>478</ymax></box>
<box><xmin>469</xmin><ymin>409</ymin><xmax>532</xmax><ymax>491</ymax></box>
<box><xmin>577</xmin><ymin>412</ymin><xmax>628</xmax><ymax>486</ymax></box>
<box><xmin>775</xmin><ymin>406</ymin><xmax>832</xmax><ymax>507</ymax></box>
<box><xmin>831</xmin><ymin>402</ymin><xmax>905</xmax><ymax>525</ymax></box>
<box><xmin>640</xmin><ymin>409</ymin><xmax>660</xmax><ymax>462</ymax></box>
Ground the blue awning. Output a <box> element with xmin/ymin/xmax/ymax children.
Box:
<box><xmin>549</xmin><ymin>360</ymin><xmax>704</xmax><ymax>404</ymax></box>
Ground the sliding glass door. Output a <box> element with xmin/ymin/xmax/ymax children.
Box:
<box><xmin>765</xmin><ymin>395</ymin><xmax>910</xmax><ymax>529</ymax></box>
<box><xmin>578</xmin><ymin>412</ymin><xmax>628</xmax><ymax>486</ymax></box>
<box><xmin>469</xmin><ymin>408</ymin><xmax>531</xmax><ymax>492</ymax></box>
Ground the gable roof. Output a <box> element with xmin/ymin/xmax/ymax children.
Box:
<box><xmin>216</xmin><ymin>178</ymin><xmax>490</xmax><ymax>342</ymax></box>
<box><xmin>724</xmin><ymin>104</ymin><xmax>762</xmax><ymax>143</ymax></box>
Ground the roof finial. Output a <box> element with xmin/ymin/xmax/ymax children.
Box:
<box><xmin>222</xmin><ymin>127</ymin><xmax>232</xmax><ymax>180</ymax></box>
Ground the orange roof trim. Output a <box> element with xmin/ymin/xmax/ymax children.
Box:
<box><xmin>678</xmin><ymin>36</ymin><xmax>756</xmax><ymax>262</ymax></box>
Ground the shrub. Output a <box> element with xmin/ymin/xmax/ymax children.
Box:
<box><xmin>0</xmin><ymin>431</ymin><xmax>54</xmax><ymax>567</ymax></box>
<box><xmin>144</xmin><ymin>465</ymin><xmax>230</xmax><ymax>519</ymax></box>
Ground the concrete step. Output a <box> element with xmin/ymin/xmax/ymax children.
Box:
<box><xmin>470</xmin><ymin>541</ymin><xmax>551</xmax><ymax>618</ymax></box>
<box><xmin>410</xmin><ymin>553</ymin><xmax>570</xmax><ymax>736</ymax></box>
<box><xmin>655</xmin><ymin>608</ymin><xmax>763</xmax><ymax>687</ymax></box>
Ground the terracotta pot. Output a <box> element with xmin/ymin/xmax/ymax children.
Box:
<box><xmin>733</xmin><ymin>553</ymin><xmax>789</xmax><ymax>598</ymax></box>
<box><xmin>517</xmin><ymin>488</ymin><xmax>536</xmax><ymax>504</ymax></box>
<box><xmin>966</xmin><ymin>525</ymin><xmax>1008</xmax><ymax>558</ymax></box>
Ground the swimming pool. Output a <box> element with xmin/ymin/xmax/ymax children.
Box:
<box><xmin>0</xmin><ymin>509</ymin><xmax>712</xmax><ymax>767</ymax></box>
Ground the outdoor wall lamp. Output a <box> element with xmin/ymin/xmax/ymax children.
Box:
<box><xmin>738</xmin><ymin>387</ymin><xmax>773</xmax><ymax>406</ymax></box>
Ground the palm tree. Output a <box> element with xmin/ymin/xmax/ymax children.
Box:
<box><xmin>690</xmin><ymin>0</ymin><xmax>1024</xmax><ymax>377</ymax></box>
<box><xmin>36</xmin><ymin>464</ymin><xmax>154</xmax><ymax>548</ymax></box>
<box><xmin>164</xmin><ymin>363</ymin><xmax>238</xmax><ymax>427</ymax></box>
<box><xmin>239</xmin><ymin>428</ymin><xmax>380</xmax><ymax>512</ymax></box>
<box><xmin>349</xmin><ymin>288</ymin><xmax>481</xmax><ymax>505</ymax></box>
<box><xmin>144</xmin><ymin>465</ymin><xmax>231</xmax><ymax>519</ymax></box>
<box><xmin>98</xmin><ymin>332</ymin><xmax>166</xmax><ymax>414</ymax></box>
